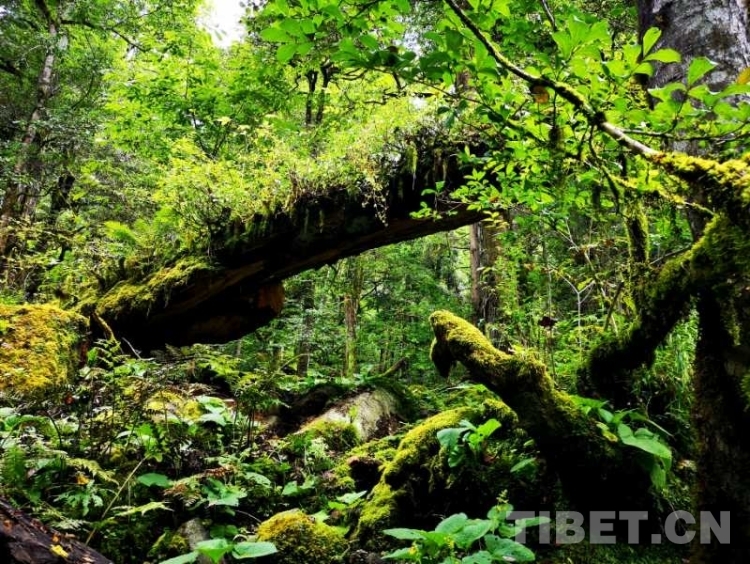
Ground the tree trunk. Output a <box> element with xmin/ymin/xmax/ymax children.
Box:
<box><xmin>295</xmin><ymin>277</ymin><xmax>316</xmax><ymax>378</ymax></box>
<box><xmin>469</xmin><ymin>222</ymin><xmax>500</xmax><ymax>343</ymax></box>
<box><xmin>0</xmin><ymin>0</ymin><xmax>58</xmax><ymax>261</ymax></box>
<box><xmin>342</xmin><ymin>257</ymin><xmax>364</xmax><ymax>378</ymax></box>
<box><xmin>635</xmin><ymin>2</ymin><xmax>750</xmax><ymax>561</ymax></box>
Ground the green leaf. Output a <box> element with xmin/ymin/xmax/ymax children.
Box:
<box><xmin>461</xmin><ymin>551</ymin><xmax>493</xmax><ymax>564</ymax></box>
<box><xmin>435</xmin><ymin>513</ymin><xmax>469</xmax><ymax>534</ymax></box>
<box><xmin>260</xmin><ymin>26</ymin><xmax>291</xmax><ymax>43</ymax></box>
<box><xmin>620</xmin><ymin>433</ymin><xmax>672</xmax><ymax>461</ymax></box>
<box><xmin>644</xmin><ymin>48</ymin><xmax>681</xmax><ymax>64</ymax></box>
<box><xmin>195</xmin><ymin>539</ymin><xmax>232</xmax><ymax>564</ymax></box>
<box><xmin>276</xmin><ymin>43</ymin><xmax>299</xmax><ymax>63</ymax></box>
<box><xmin>475</xmin><ymin>418</ymin><xmax>501</xmax><ymax>439</ymax></box>
<box><xmin>382</xmin><ymin>547</ymin><xmax>419</xmax><ymax>561</ymax></box>
<box><xmin>383</xmin><ymin>527</ymin><xmax>426</xmax><ymax>540</ymax></box>
<box><xmin>641</xmin><ymin>27</ymin><xmax>661</xmax><ymax>56</ymax></box>
<box><xmin>687</xmin><ymin>57</ymin><xmax>716</xmax><ymax>86</ymax></box>
<box><xmin>485</xmin><ymin>535</ymin><xmax>536</xmax><ymax>562</ymax></box>
<box><xmin>232</xmin><ymin>541</ymin><xmax>278</xmax><ymax>559</ymax></box>
<box><xmin>453</xmin><ymin>519</ymin><xmax>492</xmax><ymax>549</ymax></box>
<box><xmin>159</xmin><ymin>552</ymin><xmax>199</xmax><ymax>564</ymax></box>
<box><xmin>137</xmin><ymin>473</ymin><xmax>171</xmax><ymax>487</ymax></box>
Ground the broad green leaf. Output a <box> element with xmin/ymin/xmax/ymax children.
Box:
<box><xmin>232</xmin><ymin>541</ymin><xmax>278</xmax><ymax>559</ymax></box>
<box><xmin>195</xmin><ymin>539</ymin><xmax>232</xmax><ymax>564</ymax></box>
<box><xmin>461</xmin><ymin>551</ymin><xmax>493</xmax><ymax>564</ymax></box>
<box><xmin>159</xmin><ymin>552</ymin><xmax>199</xmax><ymax>564</ymax></box>
<box><xmin>259</xmin><ymin>26</ymin><xmax>291</xmax><ymax>43</ymax></box>
<box><xmin>435</xmin><ymin>513</ymin><xmax>469</xmax><ymax>534</ymax></box>
<box><xmin>620</xmin><ymin>433</ymin><xmax>672</xmax><ymax>461</ymax></box>
<box><xmin>137</xmin><ymin>473</ymin><xmax>171</xmax><ymax>487</ymax></box>
<box><xmin>383</xmin><ymin>527</ymin><xmax>426</xmax><ymax>540</ymax></box>
<box><xmin>645</xmin><ymin>48</ymin><xmax>681</xmax><ymax>64</ymax></box>
<box><xmin>476</xmin><ymin>418</ymin><xmax>501</xmax><ymax>439</ymax></box>
<box><xmin>687</xmin><ymin>57</ymin><xmax>717</xmax><ymax>86</ymax></box>
<box><xmin>642</xmin><ymin>27</ymin><xmax>661</xmax><ymax>56</ymax></box>
<box><xmin>276</xmin><ymin>43</ymin><xmax>299</xmax><ymax>63</ymax></box>
<box><xmin>382</xmin><ymin>547</ymin><xmax>419</xmax><ymax>561</ymax></box>
<box><xmin>453</xmin><ymin>519</ymin><xmax>492</xmax><ymax>549</ymax></box>
<box><xmin>486</xmin><ymin>536</ymin><xmax>536</xmax><ymax>562</ymax></box>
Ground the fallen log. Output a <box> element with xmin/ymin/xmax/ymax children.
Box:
<box><xmin>0</xmin><ymin>498</ymin><xmax>113</xmax><ymax>564</ymax></box>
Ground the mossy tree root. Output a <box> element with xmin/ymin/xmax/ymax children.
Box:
<box><xmin>429</xmin><ymin>310</ymin><xmax>652</xmax><ymax>512</ymax></box>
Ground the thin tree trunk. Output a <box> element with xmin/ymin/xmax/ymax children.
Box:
<box><xmin>295</xmin><ymin>277</ymin><xmax>315</xmax><ymax>378</ymax></box>
<box><xmin>0</xmin><ymin>0</ymin><xmax>58</xmax><ymax>260</ymax></box>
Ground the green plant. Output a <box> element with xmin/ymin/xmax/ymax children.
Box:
<box><xmin>382</xmin><ymin>502</ymin><xmax>547</xmax><ymax>563</ymax></box>
<box><xmin>437</xmin><ymin>418</ymin><xmax>501</xmax><ymax>468</ymax></box>
<box><xmin>571</xmin><ymin>395</ymin><xmax>673</xmax><ymax>489</ymax></box>
<box><xmin>159</xmin><ymin>538</ymin><xmax>278</xmax><ymax>564</ymax></box>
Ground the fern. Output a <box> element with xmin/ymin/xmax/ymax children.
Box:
<box><xmin>66</xmin><ymin>458</ymin><xmax>120</xmax><ymax>486</ymax></box>
<box><xmin>0</xmin><ymin>445</ymin><xmax>28</xmax><ymax>488</ymax></box>
<box><xmin>103</xmin><ymin>221</ymin><xmax>139</xmax><ymax>247</ymax></box>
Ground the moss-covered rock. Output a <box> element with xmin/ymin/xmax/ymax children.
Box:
<box><xmin>256</xmin><ymin>509</ymin><xmax>347</xmax><ymax>564</ymax></box>
<box><xmin>0</xmin><ymin>304</ymin><xmax>87</xmax><ymax>396</ymax></box>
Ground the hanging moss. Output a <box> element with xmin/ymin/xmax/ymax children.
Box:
<box><xmin>256</xmin><ymin>509</ymin><xmax>347</xmax><ymax>564</ymax></box>
<box><xmin>0</xmin><ymin>304</ymin><xmax>87</xmax><ymax>396</ymax></box>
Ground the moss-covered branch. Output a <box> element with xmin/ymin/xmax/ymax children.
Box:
<box><xmin>429</xmin><ymin>310</ymin><xmax>652</xmax><ymax>511</ymax></box>
<box><xmin>579</xmin><ymin>215</ymin><xmax>750</xmax><ymax>406</ymax></box>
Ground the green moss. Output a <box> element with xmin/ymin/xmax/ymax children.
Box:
<box><xmin>296</xmin><ymin>420</ymin><xmax>361</xmax><ymax>453</ymax></box>
<box><xmin>95</xmin><ymin>257</ymin><xmax>208</xmax><ymax>320</ymax></box>
<box><xmin>0</xmin><ymin>304</ymin><xmax>87</xmax><ymax>396</ymax></box>
<box><xmin>256</xmin><ymin>509</ymin><xmax>347</xmax><ymax>564</ymax></box>
<box><xmin>353</xmin><ymin>400</ymin><xmax>518</xmax><ymax>549</ymax></box>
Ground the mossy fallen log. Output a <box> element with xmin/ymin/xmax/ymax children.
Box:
<box><xmin>94</xmin><ymin>135</ymin><xmax>486</xmax><ymax>351</ymax></box>
<box><xmin>429</xmin><ymin>310</ymin><xmax>653</xmax><ymax>512</ymax></box>
<box><xmin>352</xmin><ymin>399</ymin><xmax>527</xmax><ymax>550</ymax></box>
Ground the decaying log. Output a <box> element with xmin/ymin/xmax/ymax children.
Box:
<box><xmin>0</xmin><ymin>498</ymin><xmax>112</xmax><ymax>564</ymax></box>
<box><xmin>95</xmin><ymin>134</ymin><xmax>486</xmax><ymax>351</ymax></box>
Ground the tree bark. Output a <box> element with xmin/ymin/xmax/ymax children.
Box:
<box><xmin>0</xmin><ymin>498</ymin><xmax>113</xmax><ymax>564</ymax></box>
<box><xmin>0</xmin><ymin>0</ymin><xmax>58</xmax><ymax>261</ymax></box>
<box><xmin>635</xmin><ymin>3</ymin><xmax>750</xmax><ymax>561</ymax></box>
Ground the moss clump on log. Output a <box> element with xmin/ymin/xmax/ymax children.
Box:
<box><xmin>353</xmin><ymin>399</ymin><xmax>519</xmax><ymax>550</ymax></box>
<box><xmin>0</xmin><ymin>304</ymin><xmax>87</xmax><ymax>396</ymax></box>
<box><xmin>256</xmin><ymin>509</ymin><xmax>347</xmax><ymax>564</ymax></box>
<box><xmin>95</xmin><ymin>257</ymin><xmax>209</xmax><ymax>321</ymax></box>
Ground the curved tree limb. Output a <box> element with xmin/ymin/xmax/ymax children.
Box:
<box><xmin>429</xmin><ymin>310</ymin><xmax>652</xmax><ymax>511</ymax></box>
<box><xmin>579</xmin><ymin>215</ymin><xmax>750</xmax><ymax>406</ymax></box>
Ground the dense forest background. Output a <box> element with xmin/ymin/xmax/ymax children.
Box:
<box><xmin>1</xmin><ymin>0</ymin><xmax>750</xmax><ymax>563</ymax></box>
